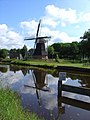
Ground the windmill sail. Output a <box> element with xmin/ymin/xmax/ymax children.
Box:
<box><xmin>36</xmin><ymin>19</ymin><xmax>41</xmax><ymax>37</ymax></box>
<box><xmin>35</xmin><ymin>19</ymin><xmax>41</xmax><ymax>46</ymax></box>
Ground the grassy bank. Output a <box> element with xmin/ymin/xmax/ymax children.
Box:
<box><xmin>2</xmin><ymin>58</ymin><xmax>90</xmax><ymax>69</ymax></box>
<box><xmin>0</xmin><ymin>88</ymin><xmax>42</xmax><ymax>120</ymax></box>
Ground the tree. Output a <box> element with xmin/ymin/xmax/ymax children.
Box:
<box><xmin>70</xmin><ymin>42</ymin><xmax>79</xmax><ymax>60</ymax></box>
<box><xmin>80</xmin><ymin>29</ymin><xmax>90</xmax><ymax>60</ymax></box>
<box><xmin>48</xmin><ymin>46</ymin><xmax>54</xmax><ymax>59</ymax></box>
<box><xmin>60</xmin><ymin>43</ymin><xmax>71</xmax><ymax>59</ymax></box>
<box><xmin>79</xmin><ymin>40</ymin><xmax>87</xmax><ymax>60</ymax></box>
<box><xmin>20</xmin><ymin>45</ymin><xmax>27</xmax><ymax>59</ymax></box>
<box><xmin>0</xmin><ymin>49</ymin><xmax>9</xmax><ymax>59</ymax></box>
<box><xmin>9</xmin><ymin>48</ymin><xmax>17</xmax><ymax>59</ymax></box>
<box><xmin>55</xmin><ymin>53</ymin><xmax>59</xmax><ymax>62</ymax></box>
<box><xmin>52</xmin><ymin>43</ymin><xmax>61</xmax><ymax>58</ymax></box>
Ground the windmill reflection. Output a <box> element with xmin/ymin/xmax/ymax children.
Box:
<box><xmin>24</xmin><ymin>69</ymin><xmax>50</xmax><ymax>106</ymax></box>
<box><xmin>33</xmin><ymin>70</ymin><xmax>47</xmax><ymax>89</ymax></box>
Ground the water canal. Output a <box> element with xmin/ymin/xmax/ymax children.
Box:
<box><xmin>0</xmin><ymin>64</ymin><xmax>90</xmax><ymax>120</ymax></box>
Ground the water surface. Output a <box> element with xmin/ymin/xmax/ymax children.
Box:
<box><xmin>0</xmin><ymin>64</ymin><xmax>90</xmax><ymax>120</ymax></box>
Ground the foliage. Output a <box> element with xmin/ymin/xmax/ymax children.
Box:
<box><xmin>20</xmin><ymin>45</ymin><xmax>27</xmax><ymax>59</ymax></box>
<box><xmin>80</xmin><ymin>29</ymin><xmax>90</xmax><ymax>60</ymax></box>
<box><xmin>0</xmin><ymin>49</ymin><xmax>9</xmax><ymax>59</ymax></box>
<box><xmin>47</xmin><ymin>29</ymin><xmax>90</xmax><ymax>62</ymax></box>
<box><xmin>48</xmin><ymin>46</ymin><xmax>54</xmax><ymax>58</ymax></box>
<box><xmin>55</xmin><ymin>53</ymin><xmax>59</xmax><ymax>62</ymax></box>
<box><xmin>51</xmin><ymin>42</ymin><xmax>80</xmax><ymax>60</ymax></box>
<box><xmin>0</xmin><ymin>88</ymin><xmax>42</xmax><ymax>120</ymax></box>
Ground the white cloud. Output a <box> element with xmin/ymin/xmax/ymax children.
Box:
<box><xmin>75</xmin><ymin>25</ymin><xmax>80</xmax><ymax>28</ymax></box>
<box><xmin>20</xmin><ymin>20</ymin><xmax>38</xmax><ymax>31</ymax></box>
<box><xmin>45</xmin><ymin>5</ymin><xmax>78</xmax><ymax>26</ymax></box>
<box><xmin>20</xmin><ymin>20</ymin><xmax>39</xmax><ymax>37</ymax></box>
<box><xmin>79</xmin><ymin>12</ymin><xmax>90</xmax><ymax>22</ymax></box>
<box><xmin>0</xmin><ymin>24</ymin><xmax>24</xmax><ymax>49</ymax></box>
<box><xmin>46</xmin><ymin>30</ymin><xmax>80</xmax><ymax>44</ymax></box>
<box><xmin>42</xmin><ymin>17</ymin><xmax>59</xmax><ymax>28</ymax></box>
<box><xmin>58</xmin><ymin>32</ymin><xmax>80</xmax><ymax>43</ymax></box>
<box><xmin>45</xmin><ymin>4</ymin><xmax>90</xmax><ymax>27</ymax></box>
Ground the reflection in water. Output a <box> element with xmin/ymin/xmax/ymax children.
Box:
<box><xmin>58</xmin><ymin>96</ymin><xmax>90</xmax><ymax>111</ymax></box>
<box><xmin>24</xmin><ymin>69</ymin><xmax>51</xmax><ymax>107</ymax></box>
<box><xmin>67</xmin><ymin>74</ymin><xmax>90</xmax><ymax>88</ymax></box>
<box><xmin>0</xmin><ymin>65</ymin><xmax>8</xmax><ymax>73</ymax></box>
<box><xmin>10</xmin><ymin>65</ymin><xmax>30</xmax><ymax>76</ymax></box>
<box><xmin>33</xmin><ymin>70</ymin><xmax>46</xmax><ymax>88</ymax></box>
<box><xmin>24</xmin><ymin>69</ymin><xmax>48</xmax><ymax>89</ymax></box>
<box><xmin>0</xmin><ymin>64</ymin><xmax>90</xmax><ymax>120</ymax></box>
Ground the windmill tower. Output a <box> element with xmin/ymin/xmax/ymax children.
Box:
<box><xmin>24</xmin><ymin>19</ymin><xmax>51</xmax><ymax>59</ymax></box>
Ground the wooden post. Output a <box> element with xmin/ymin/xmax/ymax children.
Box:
<box><xmin>57</xmin><ymin>72</ymin><xmax>66</xmax><ymax>118</ymax></box>
<box><xmin>58</xmin><ymin>72</ymin><xmax>66</xmax><ymax>97</ymax></box>
<box><xmin>57</xmin><ymin>81</ymin><xmax>65</xmax><ymax>118</ymax></box>
<box><xmin>58</xmin><ymin>80</ymin><xmax>62</xmax><ymax>97</ymax></box>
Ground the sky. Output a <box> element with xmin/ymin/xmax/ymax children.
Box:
<box><xmin>0</xmin><ymin>0</ymin><xmax>90</xmax><ymax>50</ymax></box>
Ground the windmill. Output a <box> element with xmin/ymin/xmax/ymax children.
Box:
<box><xmin>24</xmin><ymin>19</ymin><xmax>51</xmax><ymax>59</ymax></box>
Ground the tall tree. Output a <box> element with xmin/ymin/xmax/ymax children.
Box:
<box><xmin>70</xmin><ymin>42</ymin><xmax>79</xmax><ymax>60</ymax></box>
<box><xmin>80</xmin><ymin>29</ymin><xmax>90</xmax><ymax>60</ymax></box>
<box><xmin>48</xmin><ymin>46</ymin><xmax>54</xmax><ymax>59</ymax></box>
<box><xmin>20</xmin><ymin>45</ymin><xmax>27</xmax><ymax>59</ymax></box>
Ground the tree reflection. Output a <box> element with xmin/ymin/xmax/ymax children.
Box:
<box><xmin>0</xmin><ymin>66</ymin><xmax>8</xmax><ymax>73</ymax></box>
<box><xmin>10</xmin><ymin>65</ymin><xmax>30</xmax><ymax>76</ymax></box>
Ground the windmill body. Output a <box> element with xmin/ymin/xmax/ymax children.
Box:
<box><xmin>24</xmin><ymin>19</ymin><xmax>51</xmax><ymax>59</ymax></box>
<box><xmin>33</xmin><ymin>39</ymin><xmax>48</xmax><ymax>59</ymax></box>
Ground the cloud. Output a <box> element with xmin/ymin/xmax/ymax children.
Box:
<box><xmin>57</xmin><ymin>32</ymin><xmax>80</xmax><ymax>43</ymax></box>
<box><xmin>42</xmin><ymin>17</ymin><xmax>59</xmax><ymax>28</ymax></box>
<box><xmin>28</xmin><ymin>5</ymin><xmax>77</xmax><ymax>29</ymax></box>
<box><xmin>0</xmin><ymin>24</ymin><xmax>24</xmax><ymax>49</ymax></box>
<box><xmin>20</xmin><ymin>20</ymin><xmax>39</xmax><ymax>37</ymax></box>
<box><xmin>48</xmin><ymin>31</ymin><xmax>80</xmax><ymax>44</ymax></box>
<box><xmin>79</xmin><ymin>12</ymin><xmax>90</xmax><ymax>22</ymax></box>
<box><xmin>45</xmin><ymin>5</ymin><xmax>78</xmax><ymax>26</ymax></box>
<box><xmin>45</xmin><ymin>5</ymin><xmax>90</xmax><ymax>26</ymax></box>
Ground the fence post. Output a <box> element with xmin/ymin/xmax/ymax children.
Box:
<box><xmin>58</xmin><ymin>72</ymin><xmax>66</xmax><ymax>97</ymax></box>
<box><xmin>58</xmin><ymin>80</ymin><xmax>62</xmax><ymax>97</ymax></box>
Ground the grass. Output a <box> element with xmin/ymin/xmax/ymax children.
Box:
<box><xmin>0</xmin><ymin>88</ymin><xmax>42</xmax><ymax>120</ymax></box>
<box><xmin>1</xmin><ymin>58</ymin><xmax>90</xmax><ymax>69</ymax></box>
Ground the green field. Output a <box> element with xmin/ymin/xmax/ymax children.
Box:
<box><xmin>2</xmin><ymin>58</ymin><xmax>90</xmax><ymax>69</ymax></box>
